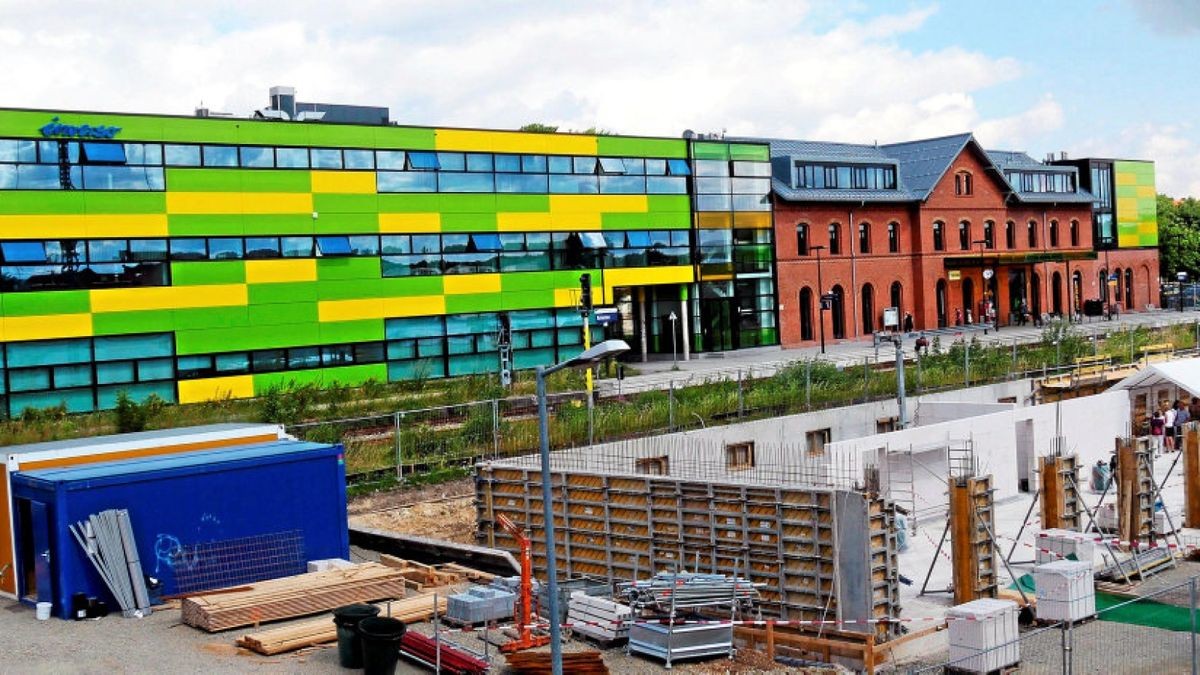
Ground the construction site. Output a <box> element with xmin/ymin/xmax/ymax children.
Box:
<box><xmin>8</xmin><ymin>354</ymin><xmax>1200</xmax><ymax>673</ymax></box>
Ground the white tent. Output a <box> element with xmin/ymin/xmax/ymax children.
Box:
<box><xmin>1112</xmin><ymin>357</ymin><xmax>1200</xmax><ymax>394</ymax></box>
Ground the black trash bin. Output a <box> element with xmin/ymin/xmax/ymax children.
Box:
<box><xmin>332</xmin><ymin>604</ymin><xmax>381</xmax><ymax>669</ymax></box>
<box><xmin>357</xmin><ymin>616</ymin><xmax>407</xmax><ymax>675</ymax></box>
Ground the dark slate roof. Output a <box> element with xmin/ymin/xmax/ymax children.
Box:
<box><xmin>734</xmin><ymin>136</ymin><xmax>919</xmax><ymax>203</ymax></box>
<box><xmin>986</xmin><ymin>150</ymin><xmax>1096</xmax><ymax>203</ymax></box>
<box><xmin>1008</xmin><ymin>190</ymin><xmax>1097</xmax><ymax>204</ymax></box>
<box><xmin>763</xmin><ymin>138</ymin><xmax>895</xmax><ymax>163</ymax></box>
<box><xmin>879</xmin><ymin>132</ymin><xmax>977</xmax><ymax>199</ymax></box>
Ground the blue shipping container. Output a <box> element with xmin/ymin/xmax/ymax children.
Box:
<box><xmin>10</xmin><ymin>440</ymin><xmax>348</xmax><ymax>619</ymax></box>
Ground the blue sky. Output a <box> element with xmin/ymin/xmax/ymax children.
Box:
<box><xmin>2</xmin><ymin>0</ymin><xmax>1197</xmax><ymax>195</ymax></box>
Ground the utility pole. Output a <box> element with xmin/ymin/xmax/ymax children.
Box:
<box><xmin>811</xmin><ymin>245</ymin><xmax>827</xmax><ymax>353</ymax></box>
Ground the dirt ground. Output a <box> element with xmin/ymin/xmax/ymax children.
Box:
<box><xmin>348</xmin><ymin>478</ymin><xmax>477</xmax><ymax>544</ymax></box>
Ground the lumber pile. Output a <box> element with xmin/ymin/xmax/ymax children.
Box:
<box><xmin>236</xmin><ymin>594</ymin><xmax>448</xmax><ymax>655</ymax></box>
<box><xmin>182</xmin><ymin>563</ymin><xmax>408</xmax><ymax>632</ymax></box>
<box><xmin>505</xmin><ymin>650</ymin><xmax>609</xmax><ymax>675</ymax></box>
<box><xmin>400</xmin><ymin>631</ymin><xmax>490</xmax><ymax>675</ymax></box>
<box><xmin>377</xmin><ymin>554</ymin><xmax>495</xmax><ymax>588</ymax></box>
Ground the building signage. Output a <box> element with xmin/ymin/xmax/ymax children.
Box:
<box><xmin>947</xmin><ymin>270</ymin><xmax>961</xmax><ymax>281</ymax></box>
<box><xmin>593</xmin><ymin>307</ymin><xmax>619</xmax><ymax>326</ymax></box>
<box><xmin>39</xmin><ymin>116</ymin><xmax>122</xmax><ymax>140</ymax></box>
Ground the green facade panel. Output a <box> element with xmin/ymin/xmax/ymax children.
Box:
<box><xmin>248</xmin><ymin>282</ymin><xmax>318</xmax><ymax>304</ymax></box>
<box><xmin>314</xmin><ymin>212</ymin><xmax>379</xmax><ymax>233</ymax></box>
<box><xmin>165</xmin><ymin>168</ymin><xmax>311</xmax><ymax>192</ymax></box>
<box><xmin>0</xmin><ymin>192</ymin><xmax>86</xmax><ymax>215</ymax></box>
<box><xmin>596</xmin><ymin>136</ymin><xmax>688</xmax><ymax>158</ymax></box>
<box><xmin>175</xmin><ymin>323</ymin><xmax>322</xmax><ymax>354</ymax></box>
<box><xmin>170</xmin><ymin>261</ymin><xmax>246</xmax><ymax>285</ymax></box>
<box><xmin>318</xmin><ymin>319</ymin><xmax>385</xmax><ymax>344</ymax></box>
<box><xmin>248</xmin><ymin>302</ymin><xmax>318</xmax><ymax>326</ymax></box>
<box><xmin>316</xmin><ymin>257</ymin><xmax>383</xmax><ymax>281</ymax></box>
<box><xmin>691</xmin><ymin>142</ymin><xmax>731</xmax><ymax>160</ymax></box>
<box><xmin>173</xmin><ymin>306</ymin><xmax>251</xmax><ymax>330</ymax></box>
<box><xmin>445</xmin><ymin>293</ymin><xmax>502</xmax><ymax>314</ymax></box>
<box><xmin>252</xmin><ymin>363</ymin><xmax>388</xmax><ymax>393</ymax></box>
<box><xmin>313</xmin><ymin>193</ymin><xmax>379</xmax><ymax>214</ymax></box>
<box><xmin>92</xmin><ymin>310</ymin><xmax>176</xmax><ymax>335</ymax></box>
<box><xmin>441</xmin><ymin>213</ymin><xmax>497</xmax><ymax>231</ymax></box>
<box><xmin>728</xmin><ymin>143</ymin><xmax>771</xmax><ymax>161</ymax></box>
<box><xmin>0</xmin><ymin>291</ymin><xmax>90</xmax><ymax>316</ymax></box>
<box><xmin>83</xmin><ymin>193</ymin><xmax>167</xmax><ymax>214</ymax></box>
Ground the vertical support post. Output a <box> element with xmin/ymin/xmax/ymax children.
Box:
<box><xmin>964</xmin><ymin>340</ymin><xmax>970</xmax><ymax>386</ymax></box>
<box><xmin>394</xmin><ymin>412</ymin><xmax>403</xmax><ymax>481</ymax></box>
<box><xmin>434</xmin><ymin>592</ymin><xmax>442</xmax><ymax>675</ymax></box>
<box><xmin>638</xmin><ymin>287</ymin><xmax>648</xmax><ymax>363</ymax></box>
<box><xmin>492</xmin><ymin>399</ymin><xmax>500</xmax><ymax>459</ymax></box>
<box><xmin>805</xmin><ymin>360</ymin><xmax>812</xmax><ymax>409</ymax></box>
<box><xmin>1185</xmin><ymin>425</ymin><xmax>1200</xmax><ymax>528</ymax></box>
<box><xmin>536</xmin><ymin>367</ymin><xmax>564</xmax><ymax>675</ymax></box>
<box><xmin>1011</xmin><ymin>340</ymin><xmax>1018</xmax><ymax>379</ymax></box>
<box><xmin>1191</xmin><ymin>576</ymin><xmax>1198</xmax><ymax>675</ymax></box>
<box><xmin>765</xmin><ymin>620</ymin><xmax>775</xmax><ymax>659</ymax></box>
<box><xmin>680</xmin><ymin>286</ymin><xmax>691</xmax><ymax>363</ymax></box>
<box><xmin>863</xmin><ymin>356</ymin><xmax>869</xmax><ymax>402</ymax></box>
<box><xmin>737</xmin><ymin>370</ymin><xmax>745</xmax><ymax>419</ymax></box>
<box><xmin>895</xmin><ymin>339</ymin><xmax>908</xmax><ymax>430</ymax></box>
<box><xmin>669</xmin><ymin>380</ymin><xmax>675</xmax><ymax>432</ymax></box>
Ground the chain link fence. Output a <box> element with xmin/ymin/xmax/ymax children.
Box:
<box><xmin>908</xmin><ymin>576</ymin><xmax>1200</xmax><ymax>674</ymax></box>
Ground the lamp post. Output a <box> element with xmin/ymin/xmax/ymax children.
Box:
<box><xmin>1179</xmin><ymin>271</ymin><xmax>1189</xmax><ymax>313</ymax></box>
<box><xmin>536</xmin><ymin>339</ymin><xmax>631</xmax><ymax>675</ymax></box>
<box><xmin>811</xmin><ymin>245</ymin><xmax>827</xmax><ymax>353</ymax></box>
<box><xmin>972</xmin><ymin>239</ymin><xmax>996</xmax><ymax>330</ymax></box>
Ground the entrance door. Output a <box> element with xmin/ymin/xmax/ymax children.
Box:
<box><xmin>700</xmin><ymin>299</ymin><xmax>735</xmax><ymax>352</ymax></box>
<box><xmin>17</xmin><ymin>499</ymin><xmax>53</xmax><ymax>603</ymax></box>
<box><xmin>1007</xmin><ymin>268</ymin><xmax>1027</xmax><ymax>323</ymax></box>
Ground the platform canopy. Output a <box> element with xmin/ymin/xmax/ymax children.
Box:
<box><xmin>1112</xmin><ymin>358</ymin><xmax>1200</xmax><ymax>393</ymax></box>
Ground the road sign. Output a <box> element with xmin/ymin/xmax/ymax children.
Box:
<box><xmin>594</xmin><ymin>307</ymin><xmax>619</xmax><ymax>326</ymax></box>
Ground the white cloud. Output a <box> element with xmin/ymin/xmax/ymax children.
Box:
<box><xmin>1072</xmin><ymin>123</ymin><xmax>1200</xmax><ymax>198</ymax></box>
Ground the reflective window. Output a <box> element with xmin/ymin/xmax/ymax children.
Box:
<box><xmin>377</xmin><ymin>171</ymin><xmax>437</xmax><ymax>192</ymax></box>
<box><xmin>239</xmin><ymin>146</ymin><xmax>274</xmax><ymax>168</ymax></box>
<box><xmin>438</xmin><ymin>173</ymin><xmax>494</xmax><ymax>192</ymax></box>
<box><xmin>81</xmin><ymin>166</ymin><xmax>164</xmax><ymax>190</ymax></box>
<box><xmin>316</xmin><ymin>236</ymin><xmax>353</xmax><ymax>256</ymax></box>
<box><xmin>343</xmin><ymin>149</ymin><xmax>375</xmax><ymax>169</ymax></box>
<box><xmin>549</xmin><ymin>174</ymin><xmax>598</xmax><ymax>194</ymax></box>
<box><xmin>275</xmin><ymin>147</ymin><xmax>309</xmax><ymax>168</ymax></box>
<box><xmin>496</xmin><ymin>173</ymin><xmax>548</xmax><ymax>193</ymax></box>
<box><xmin>202</xmin><ymin>145</ymin><xmax>238</xmax><ymax>167</ymax></box>
<box><xmin>494</xmin><ymin>154</ymin><xmax>521</xmax><ymax>172</ymax></box>
<box><xmin>170</xmin><ymin>238</ymin><xmax>208</xmax><ymax>260</ymax></box>
<box><xmin>1</xmin><ymin>241</ymin><xmax>47</xmax><ymax>263</ymax></box>
<box><xmin>408</xmin><ymin>152</ymin><xmax>440</xmax><ymax>170</ymax></box>
<box><xmin>311</xmin><ymin>148</ymin><xmax>343</xmax><ymax>169</ymax></box>
<box><xmin>88</xmin><ymin>239</ymin><xmax>127</xmax><ymax>263</ymax></box>
<box><xmin>466</xmin><ymin>153</ymin><xmax>493</xmax><ymax>172</ymax></box>
<box><xmin>208</xmin><ymin>238</ymin><xmax>244</xmax><ymax>260</ymax></box>
<box><xmin>376</xmin><ymin>150</ymin><xmax>406</xmax><ymax>170</ymax></box>
<box><xmin>282</xmin><ymin>236</ymin><xmax>314</xmax><ymax>257</ymax></box>
<box><xmin>245</xmin><ymin>237</ymin><xmax>281</xmax><ymax>258</ymax></box>
<box><xmin>164</xmin><ymin>144</ymin><xmax>201</xmax><ymax>166</ymax></box>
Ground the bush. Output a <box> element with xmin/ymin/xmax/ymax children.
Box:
<box><xmin>113</xmin><ymin>392</ymin><xmax>166</xmax><ymax>433</ymax></box>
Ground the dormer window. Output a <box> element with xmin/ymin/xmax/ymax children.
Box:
<box><xmin>954</xmin><ymin>170</ymin><xmax>973</xmax><ymax>196</ymax></box>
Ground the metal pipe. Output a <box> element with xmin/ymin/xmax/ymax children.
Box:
<box><xmin>536</xmin><ymin>366</ymin><xmax>564</xmax><ymax>675</ymax></box>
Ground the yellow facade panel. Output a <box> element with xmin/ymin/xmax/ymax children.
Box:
<box><xmin>2</xmin><ymin>313</ymin><xmax>93</xmax><ymax>341</ymax></box>
<box><xmin>318</xmin><ymin>298</ymin><xmax>384</xmax><ymax>322</ymax></box>
<box><xmin>497</xmin><ymin>212</ymin><xmax>554</xmax><ymax>231</ymax></box>
<box><xmin>177</xmin><ymin>375</ymin><xmax>255</xmax><ymax>404</ymax></box>
<box><xmin>311</xmin><ymin>170</ymin><xmax>377</xmax><ymax>194</ymax></box>
<box><xmin>90</xmin><ymin>284</ymin><xmax>248</xmax><ymax>313</ymax></box>
<box><xmin>0</xmin><ymin>214</ymin><xmax>168</xmax><ymax>239</ymax></box>
<box><xmin>166</xmin><ymin>192</ymin><xmax>313</xmax><ymax>215</ymax></box>
<box><xmin>443</xmin><ymin>274</ymin><xmax>502</xmax><ymax>295</ymax></box>
<box><xmin>245</xmin><ymin>259</ymin><xmax>318</xmax><ymax>284</ymax></box>
<box><xmin>553</xmin><ymin>288</ymin><xmax>580</xmax><ymax>308</ymax></box>
<box><xmin>381</xmin><ymin>295</ymin><xmax>448</xmax><ymax>318</ymax></box>
<box><xmin>1136</xmin><ymin>185</ymin><xmax>1156</xmax><ymax>198</ymax></box>
<box><xmin>696</xmin><ymin>212</ymin><xmax>733</xmax><ymax>229</ymax></box>
<box><xmin>733</xmin><ymin>211</ymin><xmax>772</xmax><ymax>229</ymax></box>
<box><xmin>1115</xmin><ymin>173</ymin><xmax>1137</xmax><ymax>186</ymax></box>
<box><xmin>378</xmin><ymin>212</ymin><xmax>442</xmax><ymax>233</ymax></box>
<box><xmin>549</xmin><ymin>195</ymin><xmax>647</xmax><ymax>213</ymax></box>
<box><xmin>436</xmin><ymin>129</ymin><xmax>598</xmax><ymax>155</ymax></box>
<box><xmin>550</xmin><ymin>213</ymin><xmax>603</xmax><ymax>231</ymax></box>
<box><xmin>602</xmin><ymin>266</ymin><xmax>694</xmax><ymax>298</ymax></box>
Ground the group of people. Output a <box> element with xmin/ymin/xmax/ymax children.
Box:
<box><xmin>1148</xmin><ymin>397</ymin><xmax>1200</xmax><ymax>454</ymax></box>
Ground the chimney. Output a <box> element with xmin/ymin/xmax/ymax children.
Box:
<box><xmin>1059</xmin><ymin>151</ymin><xmax>1068</xmax><ymax>160</ymax></box>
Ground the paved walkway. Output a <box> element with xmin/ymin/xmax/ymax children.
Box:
<box><xmin>598</xmin><ymin>309</ymin><xmax>1200</xmax><ymax>395</ymax></box>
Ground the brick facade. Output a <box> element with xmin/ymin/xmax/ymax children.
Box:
<box><xmin>774</xmin><ymin>144</ymin><xmax>1160</xmax><ymax>347</ymax></box>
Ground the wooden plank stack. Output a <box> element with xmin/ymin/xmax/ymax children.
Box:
<box><xmin>377</xmin><ymin>554</ymin><xmax>495</xmax><ymax>588</ymax></box>
<box><xmin>182</xmin><ymin>563</ymin><xmax>408</xmax><ymax>632</ymax></box>
<box><xmin>504</xmin><ymin>650</ymin><xmax>609</xmax><ymax>675</ymax></box>
<box><xmin>236</xmin><ymin>594</ymin><xmax>448</xmax><ymax>655</ymax></box>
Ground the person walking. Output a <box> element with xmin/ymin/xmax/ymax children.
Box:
<box><xmin>1165</xmin><ymin>404</ymin><xmax>1177</xmax><ymax>451</ymax></box>
<box><xmin>1150</xmin><ymin>410</ymin><xmax>1166</xmax><ymax>456</ymax></box>
<box><xmin>903</xmin><ymin>312</ymin><xmax>914</xmax><ymax>334</ymax></box>
<box><xmin>1174</xmin><ymin>399</ymin><xmax>1191</xmax><ymax>449</ymax></box>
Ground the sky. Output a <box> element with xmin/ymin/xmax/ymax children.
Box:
<box><xmin>2</xmin><ymin>0</ymin><xmax>1199</xmax><ymax>196</ymax></box>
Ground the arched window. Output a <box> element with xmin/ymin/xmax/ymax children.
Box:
<box><xmin>932</xmin><ymin>221</ymin><xmax>945</xmax><ymax>251</ymax></box>
<box><xmin>1032</xmin><ymin>272</ymin><xmax>1042</xmax><ymax>316</ymax></box>
<box><xmin>1049</xmin><ymin>220</ymin><xmax>1059</xmax><ymax>247</ymax></box>
<box><xmin>796</xmin><ymin>223</ymin><xmax>809</xmax><ymax>256</ymax></box>
<box><xmin>983</xmin><ymin>220</ymin><xmax>995</xmax><ymax>249</ymax></box>
<box><xmin>858</xmin><ymin>222</ymin><xmax>871</xmax><ymax>254</ymax></box>
<box><xmin>828</xmin><ymin>223</ymin><xmax>841</xmax><ymax>255</ymax></box>
<box><xmin>954</xmin><ymin>170</ymin><xmax>973</xmax><ymax>196</ymax></box>
<box><xmin>1125</xmin><ymin>268</ymin><xmax>1133</xmax><ymax>308</ymax></box>
<box><xmin>861</xmin><ymin>284</ymin><xmax>875</xmax><ymax>334</ymax></box>
<box><xmin>1052</xmin><ymin>271</ymin><xmax>1063</xmax><ymax>315</ymax></box>
<box><xmin>958</xmin><ymin>220</ymin><xmax>971</xmax><ymax>250</ymax></box>
<box><xmin>936</xmin><ymin>279</ymin><xmax>948</xmax><ymax>328</ymax></box>
<box><xmin>830</xmin><ymin>285</ymin><xmax>846</xmax><ymax>339</ymax></box>
<box><xmin>1005</xmin><ymin>220</ymin><xmax>1016</xmax><ymax>249</ymax></box>
<box><xmin>1072</xmin><ymin>271</ymin><xmax>1083</xmax><ymax>316</ymax></box>
<box><xmin>1114</xmin><ymin>267</ymin><xmax>1123</xmax><ymax>306</ymax></box>
<box><xmin>799</xmin><ymin>287</ymin><xmax>814</xmax><ymax>341</ymax></box>
<box><xmin>1070</xmin><ymin>220</ymin><xmax>1080</xmax><ymax>247</ymax></box>
<box><xmin>890</xmin><ymin>281</ymin><xmax>903</xmax><ymax>314</ymax></box>
<box><xmin>1027</xmin><ymin>220</ymin><xmax>1038</xmax><ymax>247</ymax></box>
<box><xmin>1099</xmin><ymin>268</ymin><xmax>1109</xmax><ymax>303</ymax></box>
<box><xmin>887</xmin><ymin>221</ymin><xmax>900</xmax><ymax>253</ymax></box>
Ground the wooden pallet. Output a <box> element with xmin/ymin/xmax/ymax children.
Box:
<box><xmin>235</xmin><ymin>593</ymin><xmax>448</xmax><ymax>655</ymax></box>
<box><xmin>505</xmin><ymin>650</ymin><xmax>609</xmax><ymax>675</ymax></box>
<box><xmin>181</xmin><ymin>563</ymin><xmax>408</xmax><ymax>632</ymax></box>
<box><xmin>376</xmin><ymin>554</ymin><xmax>495</xmax><ymax>588</ymax></box>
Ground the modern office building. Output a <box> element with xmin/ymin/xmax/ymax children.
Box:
<box><xmin>756</xmin><ymin>132</ymin><xmax>1159</xmax><ymax>347</ymax></box>
<box><xmin>0</xmin><ymin>99</ymin><xmax>777</xmax><ymax>416</ymax></box>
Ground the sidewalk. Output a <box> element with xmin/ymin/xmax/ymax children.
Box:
<box><xmin>598</xmin><ymin>309</ymin><xmax>1200</xmax><ymax>395</ymax></box>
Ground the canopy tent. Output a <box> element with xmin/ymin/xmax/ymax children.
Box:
<box><xmin>1112</xmin><ymin>358</ymin><xmax>1200</xmax><ymax>393</ymax></box>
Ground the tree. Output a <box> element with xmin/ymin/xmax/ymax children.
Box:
<box><xmin>519</xmin><ymin>123</ymin><xmax>558</xmax><ymax>133</ymax></box>
<box><xmin>1157</xmin><ymin>194</ymin><xmax>1200</xmax><ymax>279</ymax></box>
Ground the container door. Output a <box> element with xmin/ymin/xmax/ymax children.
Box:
<box><xmin>17</xmin><ymin>499</ymin><xmax>53</xmax><ymax>604</ymax></box>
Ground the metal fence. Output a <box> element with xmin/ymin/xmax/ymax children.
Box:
<box><xmin>908</xmin><ymin>576</ymin><xmax>1200</xmax><ymax>674</ymax></box>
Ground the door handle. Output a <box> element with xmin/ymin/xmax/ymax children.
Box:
<box><xmin>41</xmin><ymin>550</ymin><xmax>50</xmax><ymax>564</ymax></box>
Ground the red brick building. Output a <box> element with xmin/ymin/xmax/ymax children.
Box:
<box><xmin>758</xmin><ymin>133</ymin><xmax>1159</xmax><ymax>347</ymax></box>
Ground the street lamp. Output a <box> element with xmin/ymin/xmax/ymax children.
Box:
<box><xmin>973</xmin><ymin>239</ymin><xmax>997</xmax><ymax>330</ymax></box>
<box><xmin>810</xmin><ymin>245</ymin><xmax>827</xmax><ymax>353</ymax></box>
<box><xmin>536</xmin><ymin>339</ymin><xmax>630</xmax><ymax>675</ymax></box>
<box><xmin>1178</xmin><ymin>271</ymin><xmax>1189</xmax><ymax>313</ymax></box>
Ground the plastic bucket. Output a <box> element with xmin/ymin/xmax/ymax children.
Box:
<box><xmin>357</xmin><ymin>616</ymin><xmax>407</xmax><ymax>675</ymax></box>
<box><xmin>35</xmin><ymin>602</ymin><xmax>52</xmax><ymax>621</ymax></box>
<box><xmin>331</xmin><ymin>604</ymin><xmax>380</xmax><ymax>669</ymax></box>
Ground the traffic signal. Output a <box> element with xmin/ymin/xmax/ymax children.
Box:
<box><xmin>579</xmin><ymin>273</ymin><xmax>593</xmax><ymax>310</ymax></box>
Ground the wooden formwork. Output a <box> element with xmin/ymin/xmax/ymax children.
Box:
<box><xmin>1116</xmin><ymin>437</ymin><xmax>1155</xmax><ymax>547</ymax></box>
<box><xmin>1185</xmin><ymin>427</ymin><xmax>1200</xmax><ymax>528</ymax></box>
<box><xmin>1039</xmin><ymin>454</ymin><xmax>1082</xmax><ymax>531</ymax></box>
<box><xmin>949</xmin><ymin>475</ymin><xmax>997</xmax><ymax>605</ymax></box>
<box><xmin>475</xmin><ymin>464</ymin><xmax>902</xmax><ymax>642</ymax></box>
